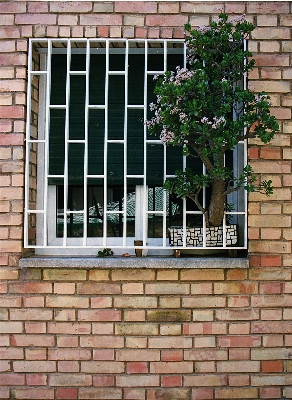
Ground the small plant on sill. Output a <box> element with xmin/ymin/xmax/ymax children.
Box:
<box><xmin>97</xmin><ymin>248</ymin><xmax>114</xmax><ymax>257</ymax></box>
<box><xmin>146</xmin><ymin>13</ymin><xmax>279</xmax><ymax>228</ymax></box>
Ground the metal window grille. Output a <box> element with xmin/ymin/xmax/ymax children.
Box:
<box><xmin>24</xmin><ymin>38</ymin><xmax>247</xmax><ymax>255</ymax></box>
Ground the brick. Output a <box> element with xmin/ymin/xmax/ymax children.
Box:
<box><xmin>148</xmin><ymin>388</ymin><xmax>190</xmax><ymax>399</ymax></box>
<box><xmin>49</xmin><ymin>349</ymin><xmax>91</xmax><ymax>361</ymax></box>
<box><xmin>15</xmin><ymin>14</ymin><xmax>57</xmax><ymax>25</ymax></box>
<box><xmin>252</xmin><ymin>321</ymin><xmax>292</xmax><ymax>334</ymax></box>
<box><xmin>116</xmin><ymin>375</ymin><xmax>159</xmax><ymax>387</ymax></box>
<box><xmin>11</xmin><ymin>334</ymin><xmax>55</xmax><ymax>347</ymax></box>
<box><xmin>0</xmin><ymin>321</ymin><xmax>23</xmax><ymax>333</ymax></box>
<box><xmin>81</xmin><ymin>361</ymin><xmax>124</xmax><ymax>374</ymax></box>
<box><xmin>54</xmin><ymin>282</ymin><xmax>75</xmax><ymax>294</ymax></box>
<box><xmin>182</xmin><ymin>296</ymin><xmax>226</xmax><ymax>308</ymax></box>
<box><xmin>80</xmin><ymin>14</ymin><xmax>122</xmax><ymax>26</ymax></box>
<box><xmin>25</xmin><ymin>349</ymin><xmax>47</xmax><ymax>361</ymax></box>
<box><xmin>215</xmin><ymin>388</ymin><xmax>258</xmax><ymax>399</ymax></box>
<box><xmin>14</xmin><ymin>361</ymin><xmax>56</xmax><ymax>373</ymax></box>
<box><xmin>10</xmin><ymin>309</ymin><xmax>52</xmax><ymax>320</ymax></box>
<box><xmin>181</xmin><ymin>269</ymin><xmax>224</xmax><ymax>281</ymax></box>
<box><xmin>158</xmin><ymin>2</ymin><xmax>179</xmax><ymax>13</ymax></box>
<box><xmin>0</xmin><ymin>347</ymin><xmax>23</xmax><ymax>360</ymax></box>
<box><xmin>44</xmin><ymin>269</ymin><xmax>86</xmax><ymax>281</ymax></box>
<box><xmin>92</xmin><ymin>375</ymin><xmax>115</xmax><ymax>386</ymax></box>
<box><xmin>161</xmin><ymin>375</ymin><xmax>182</xmax><ymax>387</ymax></box>
<box><xmin>49</xmin><ymin>374</ymin><xmax>92</xmax><ymax>386</ymax></box>
<box><xmin>251</xmin><ymin>374</ymin><xmax>292</xmax><ymax>386</ymax></box>
<box><xmin>184</xmin><ymin>322</ymin><xmax>226</xmax><ymax>335</ymax></box>
<box><xmin>79</xmin><ymin>388</ymin><xmax>122</xmax><ymax>399</ymax></box>
<box><xmin>149</xmin><ymin>337</ymin><xmax>192</xmax><ymax>349</ymax></box>
<box><xmin>80</xmin><ymin>336</ymin><xmax>124</xmax><ymax>348</ymax></box>
<box><xmin>112</xmin><ymin>269</ymin><xmax>154</xmax><ymax>281</ymax></box>
<box><xmin>46</xmin><ymin>295</ymin><xmax>89</xmax><ymax>308</ymax></box>
<box><xmin>251</xmin><ymin>267</ymin><xmax>291</xmax><ymax>281</ymax></box>
<box><xmin>161</xmin><ymin>350</ymin><xmax>183</xmax><ymax>362</ymax></box>
<box><xmin>48</xmin><ymin>323</ymin><xmax>91</xmax><ymax>335</ymax></box>
<box><xmin>50</xmin><ymin>1</ymin><xmax>92</xmax><ymax>12</ymax></box>
<box><xmin>11</xmin><ymin>388</ymin><xmax>54</xmax><ymax>399</ymax></box>
<box><xmin>217</xmin><ymin>361</ymin><xmax>260</xmax><ymax>373</ymax></box>
<box><xmin>148</xmin><ymin>310</ymin><xmax>191</xmax><ymax>322</ymax></box>
<box><xmin>184</xmin><ymin>374</ymin><xmax>227</xmax><ymax>387</ymax></box>
<box><xmin>150</xmin><ymin>361</ymin><xmax>193</xmax><ymax>374</ymax></box>
<box><xmin>58</xmin><ymin>361</ymin><xmax>83</xmax><ymax>372</ymax></box>
<box><xmin>25</xmin><ymin>322</ymin><xmax>46</xmax><ymax>334</ymax></box>
<box><xmin>122</xmin><ymin>282</ymin><xmax>143</xmax><ymax>294</ymax></box>
<box><xmin>257</xmin><ymin>15</ymin><xmax>278</xmax><ymax>26</ymax></box>
<box><xmin>10</xmin><ymin>282</ymin><xmax>52</xmax><ymax>293</ymax></box>
<box><xmin>58</xmin><ymin>15</ymin><xmax>78</xmax><ymax>26</ymax></box>
<box><xmin>0</xmin><ymin>268</ymin><xmax>18</xmax><ymax>280</ymax></box>
<box><xmin>262</xmin><ymin>360</ymin><xmax>283</xmax><ymax>372</ymax></box>
<box><xmin>91</xmin><ymin>297</ymin><xmax>112</xmax><ymax>308</ymax></box>
<box><xmin>145</xmin><ymin>283</ymin><xmax>189</xmax><ymax>294</ymax></box>
<box><xmin>55</xmin><ymin>309</ymin><xmax>76</xmax><ymax>322</ymax></box>
<box><xmin>88</xmin><ymin>269</ymin><xmax>110</xmax><ymax>281</ymax></box>
<box><xmin>260</xmin><ymin>387</ymin><xmax>281</xmax><ymax>399</ymax></box>
<box><xmin>218</xmin><ymin>336</ymin><xmax>261</xmax><ymax>348</ymax></box>
<box><xmin>126</xmin><ymin>362</ymin><xmax>148</xmax><ymax>374</ymax></box>
<box><xmin>116</xmin><ymin>349</ymin><xmax>159</xmax><ymax>361</ymax></box>
<box><xmin>115</xmin><ymin>2</ymin><xmax>157</xmax><ymax>13</ymax></box>
<box><xmin>77</xmin><ymin>282</ymin><xmax>120</xmax><ymax>294</ymax></box>
<box><xmin>114</xmin><ymin>296</ymin><xmax>157</xmax><ymax>308</ymax></box>
<box><xmin>93</xmin><ymin>349</ymin><xmax>114</xmax><ymax>361</ymax></box>
<box><xmin>191</xmin><ymin>388</ymin><xmax>213</xmax><ymax>400</ymax></box>
<box><xmin>115</xmin><ymin>323</ymin><xmax>158</xmax><ymax>336</ymax></box>
<box><xmin>248</xmin><ymin>2</ymin><xmax>290</xmax><ymax>13</ymax></box>
<box><xmin>252</xmin><ymin>294</ymin><xmax>292</xmax><ymax>308</ymax></box>
<box><xmin>160</xmin><ymin>324</ymin><xmax>182</xmax><ymax>336</ymax></box>
<box><xmin>214</xmin><ymin>282</ymin><xmax>258</xmax><ymax>294</ymax></box>
<box><xmin>0</xmin><ymin>373</ymin><xmax>24</xmax><ymax>386</ymax></box>
<box><xmin>0</xmin><ymin>360</ymin><xmax>11</xmax><ymax>373</ymax></box>
<box><xmin>249</xmin><ymin>240</ymin><xmax>291</xmax><ymax>254</ymax></box>
<box><xmin>147</xmin><ymin>14</ymin><xmax>188</xmax><ymax>28</ymax></box>
<box><xmin>56</xmin><ymin>388</ymin><xmax>78</xmax><ymax>400</ymax></box>
<box><xmin>157</xmin><ymin>269</ymin><xmax>178</xmax><ymax>280</ymax></box>
<box><xmin>229</xmin><ymin>323</ymin><xmax>250</xmax><ymax>335</ymax></box>
<box><xmin>78</xmin><ymin>309</ymin><xmax>121</xmax><ymax>321</ymax></box>
<box><xmin>252</xmin><ymin>27</ymin><xmax>290</xmax><ymax>40</ymax></box>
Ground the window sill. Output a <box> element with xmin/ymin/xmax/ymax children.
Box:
<box><xmin>19</xmin><ymin>256</ymin><xmax>249</xmax><ymax>269</ymax></box>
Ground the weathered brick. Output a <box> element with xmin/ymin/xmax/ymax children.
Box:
<box><xmin>215</xmin><ymin>388</ymin><xmax>258</xmax><ymax>399</ymax></box>
<box><xmin>77</xmin><ymin>282</ymin><xmax>120</xmax><ymax>294</ymax></box>
<box><xmin>184</xmin><ymin>374</ymin><xmax>227</xmax><ymax>387</ymax></box>
<box><xmin>116</xmin><ymin>323</ymin><xmax>158</xmax><ymax>336</ymax></box>
<box><xmin>116</xmin><ymin>374</ymin><xmax>159</xmax><ymax>387</ymax></box>
<box><xmin>145</xmin><ymin>283</ymin><xmax>189</xmax><ymax>295</ymax></box>
<box><xmin>181</xmin><ymin>269</ymin><xmax>224</xmax><ymax>281</ymax></box>
<box><xmin>46</xmin><ymin>295</ymin><xmax>89</xmax><ymax>308</ymax></box>
<box><xmin>78</xmin><ymin>309</ymin><xmax>121</xmax><ymax>321</ymax></box>
<box><xmin>44</xmin><ymin>269</ymin><xmax>86</xmax><ymax>281</ymax></box>
<box><xmin>218</xmin><ymin>336</ymin><xmax>261</xmax><ymax>348</ymax></box>
<box><xmin>114</xmin><ymin>296</ymin><xmax>157</xmax><ymax>308</ymax></box>
<box><xmin>112</xmin><ymin>269</ymin><xmax>155</xmax><ymax>281</ymax></box>
<box><xmin>80</xmin><ymin>335</ymin><xmax>124</xmax><ymax>348</ymax></box>
<box><xmin>79</xmin><ymin>388</ymin><xmax>122</xmax><ymax>399</ymax></box>
<box><xmin>217</xmin><ymin>361</ymin><xmax>260</xmax><ymax>373</ymax></box>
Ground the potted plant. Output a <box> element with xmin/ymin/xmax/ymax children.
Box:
<box><xmin>146</xmin><ymin>13</ymin><xmax>279</xmax><ymax>246</ymax></box>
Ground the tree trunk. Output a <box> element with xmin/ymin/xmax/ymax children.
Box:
<box><xmin>207</xmin><ymin>178</ymin><xmax>226</xmax><ymax>227</ymax></box>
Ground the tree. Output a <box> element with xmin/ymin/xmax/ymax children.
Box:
<box><xmin>146</xmin><ymin>13</ymin><xmax>279</xmax><ymax>227</ymax></box>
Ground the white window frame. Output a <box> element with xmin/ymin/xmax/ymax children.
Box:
<box><xmin>24</xmin><ymin>38</ymin><xmax>247</xmax><ymax>256</ymax></box>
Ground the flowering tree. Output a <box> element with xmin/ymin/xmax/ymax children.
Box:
<box><xmin>146</xmin><ymin>13</ymin><xmax>279</xmax><ymax>227</ymax></box>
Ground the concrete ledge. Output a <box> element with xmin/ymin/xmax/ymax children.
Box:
<box><xmin>19</xmin><ymin>256</ymin><xmax>249</xmax><ymax>269</ymax></box>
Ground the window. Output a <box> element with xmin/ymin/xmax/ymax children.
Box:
<box><xmin>24</xmin><ymin>39</ymin><xmax>247</xmax><ymax>256</ymax></box>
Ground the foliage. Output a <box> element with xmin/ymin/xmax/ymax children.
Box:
<box><xmin>97</xmin><ymin>248</ymin><xmax>114</xmax><ymax>257</ymax></box>
<box><xmin>146</xmin><ymin>13</ymin><xmax>279</xmax><ymax>226</ymax></box>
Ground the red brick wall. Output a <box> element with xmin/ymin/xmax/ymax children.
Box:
<box><xmin>0</xmin><ymin>2</ymin><xmax>291</xmax><ymax>399</ymax></box>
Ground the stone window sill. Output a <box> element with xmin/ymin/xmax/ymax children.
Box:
<box><xmin>19</xmin><ymin>256</ymin><xmax>249</xmax><ymax>269</ymax></box>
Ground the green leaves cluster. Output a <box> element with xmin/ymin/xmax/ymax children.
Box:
<box><xmin>147</xmin><ymin>13</ymin><xmax>279</xmax><ymax>211</ymax></box>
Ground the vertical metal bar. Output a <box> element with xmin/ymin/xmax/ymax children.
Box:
<box><xmin>103</xmin><ymin>40</ymin><xmax>109</xmax><ymax>246</ymax></box>
<box><xmin>24</xmin><ymin>39</ymin><xmax>33</xmax><ymax>247</ymax></box>
<box><xmin>143</xmin><ymin>40</ymin><xmax>148</xmax><ymax>247</ymax></box>
<box><xmin>243</xmin><ymin>39</ymin><xmax>248</xmax><ymax>248</ymax></box>
<box><xmin>162</xmin><ymin>40</ymin><xmax>167</xmax><ymax>247</ymax></box>
<box><xmin>63</xmin><ymin>40</ymin><xmax>71</xmax><ymax>246</ymax></box>
<box><xmin>43</xmin><ymin>40</ymin><xmax>52</xmax><ymax>247</ymax></box>
<box><xmin>83</xmin><ymin>39</ymin><xmax>90</xmax><ymax>245</ymax></box>
<box><xmin>123</xmin><ymin>40</ymin><xmax>129</xmax><ymax>247</ymax></box>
